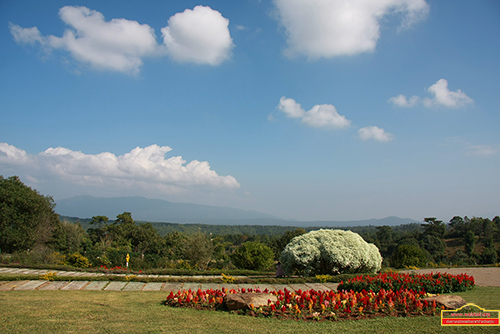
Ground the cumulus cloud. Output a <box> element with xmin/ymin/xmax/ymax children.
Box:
<box><xmin>0</xmin><ymin>143</ymin><xmax>240</xmax><ymax>193</ymax></box>
<box><xmin>273</xmin><ymin>0</ymin><xmax>429</xmax><ymax>59</ymax></box>
<box><xmin>10</xmin><ymin>5</ymin><xmax>233</xmax><ymax>73</ymax></box>
<box><xmin>9</xmin><ymin>23</ymin><xmax>45</xmax><ymax>45</ymax></box>
<box><xmin>0</xmin><ymin>143</ymin><xmax>31</xmax><ymax>165</ymax></box>
<box><xmin>161</xmin><ymin>6</ymin><xmax>234</xmax><ymax>65</ymax></box>
<box><xmin>358</xmin><ymin>126</ymin><xmax>394</xmax><ymax>142</ymax></box>
<box><xmin>387</xmin><ymin>94</ymin><xmax>420</xmax><ymax>107</ymax></box>
<box><xmin>10</xmin><ymin>6</ymin><xmax>159</xmax><ymax>74</ymax></box>
<box><xmin>389</xmin><ymin>79</ymin><xmax>474</xmax><ymax>109</ymax></box>
<box><xmin>423</xmin><ymin>79</ymin><xmax>474</xmax><ymax>108</ymax></box>
<box><xmin>277</xmin><ymin>97</ymin><xmax>351</xmax><ymax>129</ymax></box>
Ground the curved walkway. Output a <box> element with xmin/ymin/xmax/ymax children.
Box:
<box><xmin>1</xmin><ymin>267</ymin><xmax>499</xmax><ymax>292</ymax></box>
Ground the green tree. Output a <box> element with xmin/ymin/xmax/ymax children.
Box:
<box><xmin>231</xmin><ymin>241</ymin><xmax>274</xmax><ymax>271</ymax></box>
<box><xmin>212</xmin><ymin>236</ymin><xmax>232</xmax><ymax>269</ymax></box>
<box><xmin>374</xmin><ymin>225</ymin><xmax>395</xmax><ymax>260</ymax></box>
<box><xmin>104</xmin><ymin>212</ymin><xmax>136</xmax><ymax>250</ymax></box>
<box><xmin>464</xmin><ymin>230</ymin><xmax>476</xmax><ymax>256</ymax></box>
<box><xmin>422</xmin><ymin>217</ymin><xmax>446</xmax><ymax>238</ymax></box>
<box><xmin>419</xmin><ymin>234</ymin><xmax>446</xmax><ymax>262</ymax></box>
<box><xmin>52</xmin><ymin>220</ymin><xmax>87</xmax><ymax>254</ymax></box>
<box><xmin>90</xmin><ymin>215</ymin><xmax>109</xmax><ymax>228</ymax></box>
<box><xmin>182</xmin><ymin>231</ymin><xmax>213</xmax><ymax>270</ymax></box>
<box><xmin>164</xmin><ymin>231</ymin><xmax>186</xmax><ymax>260</ymax></box>
<box><xmin>270</xmin><ymin>228</ymin><xmax>306</xmax><ymax>260</ymax></box>
<box><xmin>131</xmin><ymin>223</ymin><xmax>165</xmax><ymax>258</ymax></box>
<box><xmin>481</xmin><ymin>236</ymin><xmax>498</xmax><ymax>264</ymax></box>
<box><xmin>493</xmin><ymin>216</ymin><xmax>500</xmax><ymax>240</ymax></box>
<box><xmin>0</xmin><ymin>176</ymin><xmax>60</xmax><ymax>253</ymax></box>
<box><xmin>391</xmin><ymin>244</ymin><xmax>427</xmax><ymax>268</ymax></box>
<box><xmin>115</xmin><ymin>212</ymin><xmax>134</xmax><ymax>225</ymax></box>
<box><xmin>448</xmin><ymin>216</ymin><xmax>467</xmax><ymax>237</ymax></box>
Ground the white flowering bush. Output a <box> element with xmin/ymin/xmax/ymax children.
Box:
<box><xmin>280</xmin><ymin>229</ymin><xmax>382</xmax><ymax>276</ymax></box>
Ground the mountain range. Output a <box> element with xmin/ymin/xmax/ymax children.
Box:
<box><xmin>55</xmin><ymin>195</ymin><xmax>419</xmax><ymax>227</ymax></box>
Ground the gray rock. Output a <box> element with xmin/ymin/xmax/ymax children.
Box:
<box><xmin>421</xmin><ymin>295</ymin><xmax>467</xmax><ymax>309</ymax></box>
<box><xmin>224</xmin><ymin>292</ymin><xmax>277</xmax><ymax>310</ymax></box>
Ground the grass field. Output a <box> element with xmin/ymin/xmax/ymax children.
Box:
<box><xmin>1</xmin><ymin>287</ymin><xmax>499</xmax><ymax>333</ymax></box>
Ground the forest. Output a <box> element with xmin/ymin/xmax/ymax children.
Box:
<box><xmin>1</xmin><ymin>175</ymin><xmax>499</xmax><ymax>273</ymax></box>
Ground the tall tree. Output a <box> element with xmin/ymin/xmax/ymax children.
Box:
<box><xmin>182</xmin><ymin>231</ymin><xmax>214</xmax><ymax>270</ymax></box>
<box><xmin>464</xmin><ymin>230</ymin><xmax>476</xmax><ymax>257</ymax></box>
<box><xmin>0</xmin><ymin>176</ymin><xmax>60</xmax><ymax>253</ymax></box>
<box><xmin>232</xmin><ymin>241</ymin><xmax>274</xmax><ymax>271</ymax></box>
<box><xmin>422</xmin><ymin>217</ymin><xmax>446</xmax><ymax>238</ymax></box>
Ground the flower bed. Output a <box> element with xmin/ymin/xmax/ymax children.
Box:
<box><xmin>163</xmin><ymin>287</ymin><xmax>441</xmax><ymax>321</ymax></box>
<box><xmin>337</xmin><ymin>272</ymin><xmax>475</xmax><ymax>294</ymax></box>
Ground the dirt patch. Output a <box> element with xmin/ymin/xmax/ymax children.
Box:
<box><xmin>400</xmin><ymin>267</ymin><xmax>500</xmax><ymax>287</ymax></box>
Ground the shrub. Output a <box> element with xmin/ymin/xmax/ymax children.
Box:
<box><xmin>66</xmin><ymin>253</ymin><xmax>91</xmax><ymax>268</ymax></box>
<box><xmin>280</xmin><ymin>229</ymin><xmax>382</xmax><ymax>276</ymax></box>
<box><xmin>92</xmin><ymin>255</ymin><xmax>111</xmax><ymax>267</ymax></box>
<box><xmin>231</xmin><ymin>241</ymin><xmax>274</xmax><ymax>271</ymax></box>
<box><xmin>39</xmin><ymin>271</ymin><xmax>57</xmax><ymax>281</ymax></box>
<box><xmin>391</xmin><ymin>244</ymin><xmax>427</xmax><ymax>269</ymax></box>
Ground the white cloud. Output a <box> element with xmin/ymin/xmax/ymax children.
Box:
<box><xmin>273</xmin><ymin>0</ymin><xmax>429</xmax><ymax>59</ymax></box>
<box><xmin>389</xmin><ymin>79</ymin><xmax>474</xmax><ymax>109</ymax></box>
<box><xmin>9</xmin><ymin>23</ymin><xmax>45</xmax><ymax>45</ymax></box>
<box><xmin>387</xmin><ymin>94</ymin><xmax>420</xmax><ymax>107</ymax></box>
<box><xmin>277</xmin><ymin>96</ymin><xmax>305</xmax><ymax>118</ymax></box>
<box><xmin>358</xmin><ymin>126</ymin><xmax>394</xmax><ymax>142</ymax></box>
<box><xmin>161</xmin><ymin>5</ymin><xmax>234</xmax><ymax>65</ymax></box>
<box><xmin>0</xmin><ymin>143</ymin><xmax>31</xmax><ymax>165</ymax></box>
<box><xmin>0</xmin><ymin>143</ymin><xmax>240</xmax><ymax>193</ymax></box>
<box><xmin>277</xmin><ymin>97</ymin><xmax>351</xmax><ymax>129</ymax></box>
<box><xmin>423</xmin><ymin>79</ymin><xmax>474</xmax><ymax>108</ymax></box>
<box><xmin>10</xmin><ymin>5</ymin><xmax>233</xmax><ymax>73</ymax></box>
<box><xmin>11</xmin><ymin>6</ymin><xmax>159</xmax><ymax>74</ymax></box>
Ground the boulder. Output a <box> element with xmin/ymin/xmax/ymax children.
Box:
<box><xmin>421</xmin><ymin>295</ymin><xmax>467</xmax><ymax>309</ymax></box>
<box><xmin>224</xmin><ymin>293</ymin><xmax>277</xmax><ymax>310</ymax></box>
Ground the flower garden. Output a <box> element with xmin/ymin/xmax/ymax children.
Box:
<box><xmin>163</xmin><ymin>272</ymin><xmax>475</xmax><ymax>322</ymax></box>
<box><xmin>337</xmin><ymin>271</ymin><xmax>475</xmax><ymax>294</ymax></box>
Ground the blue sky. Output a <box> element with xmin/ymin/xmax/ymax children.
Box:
<box><xmin>1</xmin><ymin>0</ymin><xmax>499</xmax><ymax>222</ymax></box>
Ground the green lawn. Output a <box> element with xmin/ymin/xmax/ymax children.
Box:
<box><xmin>1</xmin><ymin>287</ymin><xmax>499</xmax><ymax>333</ymax></box>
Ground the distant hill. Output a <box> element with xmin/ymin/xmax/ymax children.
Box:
<box><xmin>55</xmin><ymin>195</ymin><xmax>419</xmax><ymax>227</ymax></box>
<box><xmin>55</xmin><ymin>195</ymin><xmax>279</xmax><ymax>222</ymax></box>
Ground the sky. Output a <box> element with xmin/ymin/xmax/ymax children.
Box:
<box><xmin>1</xmin><ymin>0</ymin><xmax>499</xmax><ymax>222</ymax></box>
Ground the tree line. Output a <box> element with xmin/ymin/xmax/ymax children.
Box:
<box><xmin>1</xmin><ymin>175</ymin><xmax>499</xmax><ymax>272</ymax></box>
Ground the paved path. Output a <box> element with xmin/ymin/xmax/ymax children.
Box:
<box><xmin>0</xmin><ymin>267</ymin><xmax>337</xmax><ymax>292</ymax></box>
<box><xmin>0</xmin><ymin>278</ymin><xmax>337</xmax><ymax>293</ymax></box>
<box><xmin>1</xmin><ymin>267</ymin><xmax>498</xmax><ymax>292</ymax></box>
